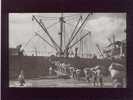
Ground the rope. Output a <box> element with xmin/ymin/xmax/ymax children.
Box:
<box><xmin>47</xmin><ymin>21</ymin><xmax>59</xmax><ymax>29</ymax></box>
<box><xmin>65</xmin><ymin>16</ymin><xmax>79</xmax><ymax>22</ymax></box>
<box><xmin>63</xmin><ymin>14</ymin><xmax>80</xmax><ymax>18</ymax></box>
<box><xmin>65</xmin><ymin>22</ymin><xmax>75</xmax><ymax>27</ymax></box>
<box><xmin>23</xmin><ymin>35</ymin><xmax>37</xmax><ymax>49</ymax></box>
<box><xmin>36</xmin><ymin>15</ymin><xmax>58</xmax><ymax>20</ymax></box>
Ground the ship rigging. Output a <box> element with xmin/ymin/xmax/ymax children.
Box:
<box><xmin>20</xmin><ymin>13</ymin><xmax>125</xmax><ymax>59</ymax></box>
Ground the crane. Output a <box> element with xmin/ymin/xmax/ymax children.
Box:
<box><xmin>35</xmin><ymin>32</ymin><xmax>59</xmax><ymax>51</ymax></box>
<box><xmin>32</xmin><ymin>13</ymin><xmax>92</xmax><ymax>57</ymax></box>
<box><xmin>32</xmin><ymin>15</ymin><xmax>60</xmax><ymax>51</ymax></box>
<box><xmin>64</xmin><ymin>13</ymin><xmax>92</xmax><ymax>57</ymax></box>
<box><xmin>96</xmin><ymin>44</ymin><xmax>104</xmax><ymax>58</ymax></box>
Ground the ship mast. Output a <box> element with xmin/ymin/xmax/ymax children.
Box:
<box><xmin>58</xmin><ymin>13</ymin><xmax>64</xmax><ymax>56</ymax></box>
<box><xmin>32</xmin><ymin>13</ymin><xmax>92</xmax><ymax>57</ymax></box>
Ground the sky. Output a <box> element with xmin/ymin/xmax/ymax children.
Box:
<box><xmin>9</xmin><ymin>13</ymin><xmax>126</xmax><ymax>57</ymax></box>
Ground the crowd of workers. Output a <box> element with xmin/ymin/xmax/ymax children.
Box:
<box><xmin>17</xmin><ymin>56</ymin><xmax>126</xmax><ymax>88</ymax></box>
<box><xmin>48</xmin><ymin>57</ymin><xmax>126</xmax><ymax>88</ymax></box>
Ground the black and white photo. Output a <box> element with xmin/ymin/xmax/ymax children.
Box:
<box><xmin>9</xmin><ymin>13</ymin><xmax>126</xmax><ymax>88</ymax></box>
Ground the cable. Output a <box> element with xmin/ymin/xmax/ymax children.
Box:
<box><xmin>35</xmin><ymin>15</ymin><xmax>58</xmax><ymax>20</ymax></box>
<box><xmin>65</xmin><ymin>22</ymin><xmax>75</xmax><ymax>27</ymax></box>
<box><xmin>23</xmin><ymin>35</ymin><xmax>37</xmax><ymax>49</ymax></box>
<box><xmin>65</xmin><ymin>16</ymin><xmax>83</xmax><ymax>48</ymax></box>
<box><xmin>65</xmin><ymin>16</ymin><xmax>79</xmax><ymax>22</ymax></box>
<box><xmin>63</xmin><ymin>14</ymin><xmax>80</xmax><ymax>18</ymax></box>
<box><xmin>36</xmin><ymin>15</ymin><xmax>58</xmax><ymax>18</ymax></box>
<box><xmin>47</xmin><ymin>21</ymin><xmax>59</xmax><ymax>29</ymax></box>
<box><xmin>32</xmin><ymin>15</ymin><xmax>60</xmax><ymax>50</ymax></box>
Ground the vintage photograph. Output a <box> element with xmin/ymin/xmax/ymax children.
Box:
<box><xmin>9</xmin><ymin>13</ymin><xmax>126</xmax><ymax>88</ymax></box>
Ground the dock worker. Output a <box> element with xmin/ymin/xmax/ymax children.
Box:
<box><xmin>18</xmin><ymin>70</ymin><xmax>25</xmax><ymax>86</ymax></box>
<box><xmin>95</xmin><ymin>65</ymin><xmax>104</xmax><ymax>87</ymax></box>
<box><xmin>76</xmin><ymin>68</ymin><xmax>81</xmax><ymax>80</ymax></box>
<box><xmin>84</xmin><ymin>68</ymin><xmax>92</xmax><ymax>83</ymax></box>
<box><xmin>90</xmin><ymin>67</ymin><xmax>98</xmax><ymax>87</ymax></box>
<box><xmin>49</xmin><ymin>66</ymin><xmax>53</xmax><ymax>76</ymax></box>
<box><xmin>109</xmin><ymin>62</ymin><xmax>125</xmax><ymax>88</ymax></box>
<box><xmin>73</xmin><ymin>68</ymin><xmax>78</xmax><ymax>80</ymax></box>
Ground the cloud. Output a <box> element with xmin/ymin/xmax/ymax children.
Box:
<box><xmin>85</xmin><ymin>15</ymin><xmax>126</xmax><ymax>46</ymax></box>
<box><xmin>9</xmin><ymin>13</ymin><xmax>33</xmax><ymax>24</ymax></box>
